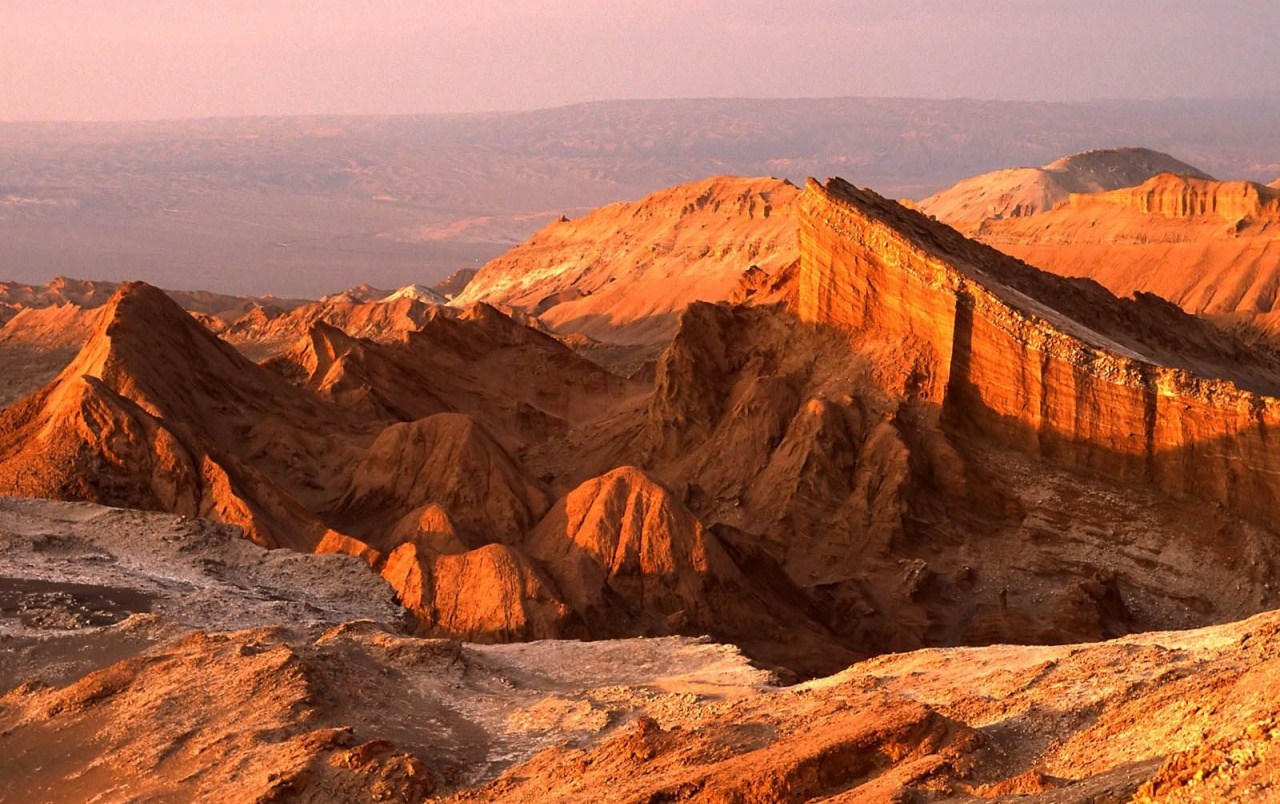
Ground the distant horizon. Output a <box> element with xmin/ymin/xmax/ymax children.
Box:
<box><xmin>5</xmin><ymin>91</ymin><xmax>1280</xmax><ymax>126</ymax></box>
<box><xmin>4</xmin><ymin>2</ymin><xmax>1276</xmax><ymax>122</ymax></box>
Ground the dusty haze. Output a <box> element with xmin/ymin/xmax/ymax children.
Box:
<box><xmin>2</xmin><ymin>1</ymin><xmax>1278</xmax><ymax>121</ymax></box>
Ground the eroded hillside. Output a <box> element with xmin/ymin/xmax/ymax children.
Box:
<box><xmin>4</xmin><ymin>174</ymin><xmax>1280</xmax><ymax>683</ymax></box>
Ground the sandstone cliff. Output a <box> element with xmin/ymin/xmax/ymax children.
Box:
<box><xmin>519</xmin><ymin>176</ymin><xmax>1280</xmax><ymax>662</ymax></box>
<box><xmin>938</xmin><ymin>167</ymin><xmax>1280</xmax><ymax>343</ymax></box>
<box><xmin>1070</xmin><ymin>173</ymin><xmax>1280</xmax><ymax>222</ymax></box>
<box><xmin>800</xmin><ymin>177</ymin><xmax>1280</xmax><ymax>522</ymax></box>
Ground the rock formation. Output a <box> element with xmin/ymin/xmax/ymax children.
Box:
<box><xmin>799</xmin><ymin>177</ymin><xmax>1280</xmax><ymax>520</ymax></box>
<box><xmin>916</xmin><ymin>146</ymin><xmax>1212</xmax><ymax>232</ymax></box>
<box><xmin>968</xmin><ymin>173</ymin><xmax>1280</xmax><ymax>340</ymax></box>
<box><xmin>9</xmin><ymin>173</ymin><xmax>1280</xmax><ymax>680</ymax></box>
<box><xmin>1074</xmin><ymin>173</ymin><xmax>1280</xmax><ymax>221</ymax></box>
<box><xmin>0</xmin><ymin>283</ymin><xmax>354</xmax><ymax>550</ymax></box>
<box><xmin>542</xmin><ymin>176</ymin><xmax>1280</xmax><ymax>662</ymax></box>
<box><xmin>0</xmin><ymin>278</ymin><xmax>309</xmax><ymax>408</ymax></box>
<box><xmin>919</xmin><ymin>150</ymin><xmax>1280</xmax><ymax>351</ymax></box>
<box><xmin>451</xmin><ymin>176</ymin><xmax>799</xmax><ymax>347</ymax></box>
<box><xmin>221</xmin><ymin>293</ymin><xmax>441</xmax><ymax>361</ymax></box>
<box><xmin>433</xmin><ymin>267</ymin><xmax>478</xmax><ymax>299</ymax></box>
<box><xmin>380</xmin><ymin>541</ymin><xmax>574</xmax><ymax>641</ymax></box>
<box><xmin>5</xmin><ymin>496</ymin><xmax>1280</xmax><ymax>801</ymax></box>
<box><xmin>338</xmin><ymin>413</ymin><xmax>550</xmax><ymax>547</ymax></box>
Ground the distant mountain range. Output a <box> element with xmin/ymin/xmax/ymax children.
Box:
<box><xmin>4</xmin><ymin>96</ymin><xmax>1280</xmax><ymax>296</ymax></box>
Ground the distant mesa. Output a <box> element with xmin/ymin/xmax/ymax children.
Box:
<box><xmin>950</xmin><ymin>167</ymin><xmax>1280</xmax><ymax>341</ymax></box>
<box><xmin>916</xmin><ymin>146</ymin><xmax>1212</xmax><ymax>232</ymax></box>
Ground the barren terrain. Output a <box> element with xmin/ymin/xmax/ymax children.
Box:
<box><xmin>5</xmin><ymin>97</ymin><xmax>1280</xmax><ymax>297</ymax></box>
<box><xmin>7</xmin><ymin>134</ymin><xmax>1280</xmax><ymax>799</ymax></box>
<box><xmin>3</xmin><ymin>498</ymin><xmax>1280</xmax><ymax>801</ymax></box>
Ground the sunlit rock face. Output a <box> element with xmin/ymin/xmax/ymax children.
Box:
<box><xmin>1070</xmin><ymin>174</ymin><xmax>1280</xmax><ymax>222</ymax></box>
<box><xmin>798</xmin><ymin>177</ymin><xmax>1280</xmax><ymax>524</ymax></box>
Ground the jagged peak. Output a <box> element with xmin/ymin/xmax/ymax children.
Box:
<box><xmin>64</xmin><ymin>281</ymin><xmax>253</xmax><ymax>387</ymax></box>
<box><xmin>531</xmin><ymin>465</ymin><xmax>707</xmax><ymax>570</ymax></box>
<box><xmin>433</xmin><ymin>267</ymin><xmax>478</xmax><ymax>300</ymax></box>
<box><xmin>270</xmin><ymin>320</ymin><xmax>362</xmax><ymax>384</ymax></box>
<box><xmin>457</xmin><ymin>301</ymin><xmax>514</xmax><ymax>326</ymax></box>
<box><xmin>340</xmin><ymin>412</ymin><xmax>549</xmax><ymax>543</ymax></box>
<box><xmin>320</xmin><ymin>283</ymin><xmax>388</xmax><ymax>305</ymax></box>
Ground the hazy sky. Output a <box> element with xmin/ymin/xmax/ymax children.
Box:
<box><xmin>3</xmin><ymin>1</ymin><xmax>1277</xmax><ymax>121</ymax></box>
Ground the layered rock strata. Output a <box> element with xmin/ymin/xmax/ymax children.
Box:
<box><xmin>799</xmin><ymin>177</ymin><xmax>1280</xmax><ymax>525</ymax></box>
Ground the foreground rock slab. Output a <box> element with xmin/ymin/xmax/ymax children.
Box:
<box><xmin>0</xmin><ymin>499</ymin><xmax>1278</xmax><ymax>801</ymax></box>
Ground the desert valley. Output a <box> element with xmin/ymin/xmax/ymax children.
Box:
<box><xmin>3</xmin><ymin>104</ymin><xmax>1280</xmax><ymax>801</ymax></box>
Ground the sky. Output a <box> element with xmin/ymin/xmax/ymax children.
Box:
<box><xmin>3</xmin><ymin>1</ymin><xmax>1277</xmax><ymax>121</ymax></box>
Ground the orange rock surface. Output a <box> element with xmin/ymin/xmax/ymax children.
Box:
<box><xmin>915</xmin><ymin>147</ymin><xmax>1211</xmax><ymax>232</ymax></box>
<box><xmin>932</xmin><ymin>167</ymin><xmax>1280</xmax><ymax>344</ymax></box>
<box><xmin>800</xmin><ymin>177</ymin><xmax>1280</xmax><ymax>523</ymax></box>
<box><xmin>9</xmin><ymin>174</ymin><xmax>1280</xmax><ymax>680</ymax></box>
<box><xmin>452</xmin><ymin>176</ymin><xmax>799</xmax><ymax>345</ymax></box>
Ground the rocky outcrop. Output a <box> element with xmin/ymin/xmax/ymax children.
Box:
<box><xmin>384</xmin><ymin>503</ymin><xmax>473</xmax><ymax>555</ymax></box>
<box><xmin>451</xmin><ymin>176</ymin><xmax>799</xmax><ymax>345</ymax></box>
<box><xmin>1069</xmin><ymin>173</ymin><xmax>1280</xmax><ymax>222</ymax></box>
<box><xmin>380</xmin><ymin>542</ymin><xmax>573</xmax><ymax>641</ymax></box>
<box><xmin>526</xmin><ymin>467</ymin><xmax>718</xmax><ymax>630</ymax></box>
<box><xmin>523</xmin><ymin>465</ymin><xmax>848</xmax><ymax>675</ymax></box>
<box><xmin>916</xmin><ymin>147</ymin><xmax>1212</xmax><ymax>231</ymax></box>
<box><xmin>0</xmin><ymin>283</ymin><xmax>354</xmax><ymax>549</ymax></box>
<box><xmin>799</xmin><ymin>177</ymin><xmax>1280</xmax><ymax>524</ymax></box>
<box><xmin>447</xmin><ymin>610</ymin><xmax>1280</xmax><ymax>802</ymax></box>
<box><xmin>433</xmin><ymin>267</ymin><xmax>478</xmax><ymax>299</ymax></box>
<box><xmin>223</xmin><ymin>294</ymin><xmax>439</xmax><ymax>360</ymax></box>
<box><xmin>338</xmin><ymin>413</ymin><xmax>550</xmax><ymax>547</ymax></box>
<box><xmin>271</xmin><ymin>302</ymin><xmax>640</xmax><ymax>446</ymax></box>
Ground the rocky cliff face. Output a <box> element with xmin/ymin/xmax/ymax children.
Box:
<box><xmin>13</xmin><ymin>177</ymin><xmax>1280</xmax><ymax>680</ymax></box>
<box><xmin>954</xmin><ymin>171</ymin><xmax>1280</xmax><ymax>341</ymax></box>
<box><xmin>799</xmin><ymin>177</ymin><xmax>1280</xmax><ymax>525</ymax></box>
<box><xmin>1069</xmin><ymin>173</ymin><xmax>1280</xmax><ymax>222</ymax></box>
